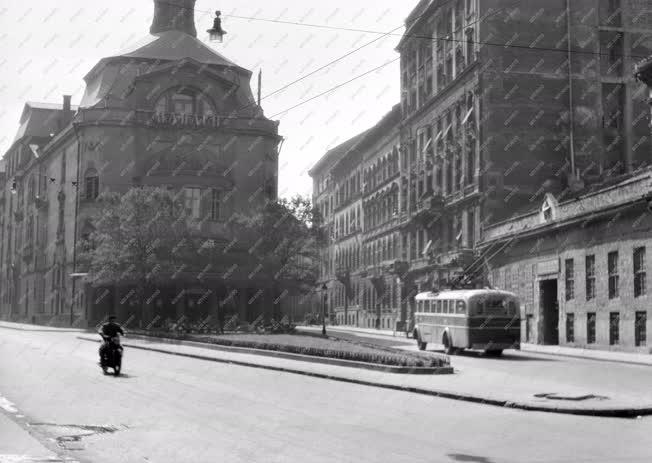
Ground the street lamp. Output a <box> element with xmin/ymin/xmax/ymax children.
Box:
<box><xmin>321</xmin><ymin>283</ymin><xmax>328</xmax><ymax>336</ymax></box>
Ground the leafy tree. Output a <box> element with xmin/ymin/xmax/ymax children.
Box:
<box><xmin>78</xmin><ymin>187</ymin><xmax>198</xmax><ymax>324</ymax></box>
<box><xmin>229</xmin><ymin>195</ymin><xmax>324</xmax><ymax>305</ymax></box>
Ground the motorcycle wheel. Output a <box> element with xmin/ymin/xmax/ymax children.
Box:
<box><xmin>113</xmin><ymin>356</ymin><xmax>122</xmax><ymax>376</ymax></box>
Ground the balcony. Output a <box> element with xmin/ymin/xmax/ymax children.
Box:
<box><xmin>413</xmin><ymin>192</ymin><xmax>445</xmax><ymax>225</ymax></box>
<box><xmin>335</xmin><ymin>265</ymin><xmax>351</xmax><ymax>284</ymax></box>
<box><xmin>430</xmin><ymin>248</ymin><xmax>475</xmax><ymax>269</ymax></box>
<box><xmin>34</xmin><ymin>196</ymin><xmax>49</xmax><ymax>211</ymax></box>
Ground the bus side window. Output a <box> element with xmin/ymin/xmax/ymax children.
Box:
<box><xmin>425</xmin><ymin>301</ymin><xmax>430</xmax><ymax>313</ymax></box>
<box><xmin>457</xmin><ymin>300</ymin><xmax>465</xmax><ymax>314</ymax></box>
<box><xmin>417</xmin><ymin>301</ymin><xmax>422</xmax><ymax>313</ymax></box>
<box><xmin>444</xmin><ymin>300</ymin><xmax>449</xmax><ymax>313</ymax></box>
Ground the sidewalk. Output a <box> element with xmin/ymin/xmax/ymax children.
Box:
<box><xmin>0</xmin><ymin>402</ymin><xmax>69</xmax><ymax>463</ymax></box>
<box><xmin>521</xmin><ymin>343</ymin><xmax>652</xmax><ymax>366</ymax></box>
<box><xmin>300</xmin><ymin>325</ymin><xmax>652</xmax><ymax>367</ymax></box>
<box><xmin>76</xmin><ymin>332</ymin><xmax>652</xmax><ymax>418</ymax></box>
<box><xmin>0</xmin><ymin>321</ymin><xmax>86</xmax><ymax>333</ymax></box>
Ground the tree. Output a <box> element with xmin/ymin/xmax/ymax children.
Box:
<box><xmin>78</xmin><ymin>187</ymin><xmax>198</xmax><ymax>325</ymax></box>
<box><xmin>229</xmin><ymin>195</ymin><xmax>324</xmax><ymax>314</ymax></box>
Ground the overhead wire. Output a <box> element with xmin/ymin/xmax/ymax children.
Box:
<box><xmin>158</xmin><ymin>0</ymin><xmax>650</xmax><ymax>61</ymax></box>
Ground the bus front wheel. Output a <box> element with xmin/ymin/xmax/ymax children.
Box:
<box><xmin>442</xmin><ymin>333</ymin><xmax>456</xmax><ymax>355</ymax></box>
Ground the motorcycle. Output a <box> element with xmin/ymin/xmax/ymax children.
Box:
<box><xmin>99</xmin><ymin>334</ymin><xmax>123</xmax><ymax>376</ymax></box>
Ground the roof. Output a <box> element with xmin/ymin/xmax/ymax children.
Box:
<box><xmin>308</xmin><ymin>104</ymin><xmax>401</xmax><ymax>177</ymax></box>
<box><xmin>84</xmin><ymin>31</ymin><xmax>243</xmax><ymax>82</ymax></box>
<box><xmin>23</xmin><ymin>102</ymin><xmax>79</xmax><ymax>112</ymax></box>
<box><xmin>397</xmin><ymin>0</ymin><xmax>436</xmax><ymax>51</ymax></box>
<box><xmin>482</xmin><ymin>168</ymin><xmax>652</xmax><ymax>244</ymax></box>
<box><xmin>13</xmin><ymin>102</ymin><xmax>77</xmax><ymax>143</ymax></box>
<box><xmin>307</xmin><ymin>130</ymin><xmax>371</xmax><ymax>177</ymax></box>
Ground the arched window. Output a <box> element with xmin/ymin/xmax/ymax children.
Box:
<box><xmin>154</xmin><ymin>87</ymin><xmax>216</xmax><ymax>117</ymax></box>
<box><xmin>84</xmin><ymin>168</ymin><xmax>99</xmax><ymax>200</ymax></box>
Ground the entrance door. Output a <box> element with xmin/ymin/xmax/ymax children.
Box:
<box><xmin>539</xmin><ymin>279</ymin><xmax>559</xmax><ymax>345</ymax></box>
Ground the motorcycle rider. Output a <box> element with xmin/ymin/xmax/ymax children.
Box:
<box><xmin>98</xmin><ymin>315</ymin><xmax>124</xmax><ymax>363</ymax></box>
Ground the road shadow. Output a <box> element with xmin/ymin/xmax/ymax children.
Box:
<box><xmin>427</xmin><ymin>349</ymin><xmax>558</xmax><ymax>362</ymax></box>
<box><xmin>447</xmin><ymin>454</ymin><xmax>495</xmax><ymax>463</ymax></box>
<box><xmin>101</xmin><ymin>372</ymin><xmax>136</xmax><ymax>379</ymax></box>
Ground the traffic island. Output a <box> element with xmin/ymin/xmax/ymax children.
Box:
<box><xmin>79</xmin><ymin>332</ymin><xmax>453</xmax><ymax>374</ymax></box>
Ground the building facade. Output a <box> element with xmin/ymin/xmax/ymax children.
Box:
<box><xmin>311</xmin><ymin>0</ymin><xmax>652</xmax><ymax>331</ymax></box>
<box><xmin>480</xmin><ymin>170</ymin><xmax>652</xmax><ymax>352</ymax></box>
<box><xmin>0</xmin><ymin>0</ymin><xmax>280</xmax><ymax>327</ymax></box>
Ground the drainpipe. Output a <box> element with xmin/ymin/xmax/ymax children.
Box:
<box><xmin>566</xmin><ymin>0</ymin><xmax>576</xmax><ymax>179</ymax></box>
<box><xmin>70</xmin><ymin>122</ymin><xmax>82</xmax><ymax>326</ymax></box>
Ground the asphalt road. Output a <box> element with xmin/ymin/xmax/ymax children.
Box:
<box><xmin>1</xmin><ymin>327</ymin><xmax>651</xmax><ymax>463</ymax></box>
<box><xmin>317</xmin><ymin>328</ymin><xmax>652</xmax><ymax>400</ymax></box>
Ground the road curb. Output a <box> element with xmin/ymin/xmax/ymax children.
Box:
<box><xmin>77</xmin><ymin>336</ymin><xmax>652</xmax><ymax>419</ymax></box>
<box><xmin>77</xmin><ymin>335</ymin><xmax>452</xmax><ymax>375</ymax></box>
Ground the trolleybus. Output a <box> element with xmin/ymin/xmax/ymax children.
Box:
<box><xmin>413</xmin><ymin>289</ymin><xmax>520</xmax><ymax>356</ymax></box>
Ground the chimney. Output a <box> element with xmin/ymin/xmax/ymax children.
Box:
<box><xmin>150</xmin><ymin>0</ymin><xmax>197</xmax><ymax>37</ymax></box>
<box><xmin>61</xmin><ymin>95</ymin><xmax>73</xmax><ymax>128</ymax></box>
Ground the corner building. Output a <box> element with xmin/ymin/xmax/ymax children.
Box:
<box><xmin>0</xmin><ymin>0</ymin><xmax>280</xmax><ymax>327</ymax></box>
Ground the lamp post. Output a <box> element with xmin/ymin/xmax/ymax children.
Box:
<box><xmin>321</xmin><ymin>283</ymin><xmax>328</xmax><ymax>336</ymax></box>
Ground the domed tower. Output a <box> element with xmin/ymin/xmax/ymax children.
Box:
<box><xmin>77</xmin><ymin>0</ymin><xmax>280</xmax><ymax>213</ymax></box>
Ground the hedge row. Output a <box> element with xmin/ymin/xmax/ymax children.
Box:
<box><xmin>130</xmin><ymin>330</ymin><xmax>447</xmax><ymax>368</ymax></box>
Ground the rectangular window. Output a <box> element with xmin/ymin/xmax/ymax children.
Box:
<box><xmin>183</xmin><ymin>187</ymin><xmax>201</xmax><ymax>219</ymax></box>
<box><xmin>587</xmin><ymin>312</ymin><xmax>596</xmax><ymax>344</ymax></box>
<box><xmin>210</xmin><ymin>189</ymin><xmax>221</xmax><ymax>221</ymax></box>
<box><xmin>634</xmin><ymin>247</ymin><xmax>646</xmax><ymax>297</ymax></box>
<box><xmin>565</xmin><ymin>259</ymin><xmax>575</xmax><ymax>301</ymax></box>
<box><xmin>609</xmin><ymin>312</ymin><xmax>620</xmax><ymax>345</ymax></box>
<box><xmin>600</xmin><ymin>30</ymin><xmax>624</xmax><ymax>76</ymax></box>
<box><xmin>467</xmin><ymin>209</ymin><xmax>475</xmax><ymax>248</ymax></box>
<box><xmin>566</xmin><ymin>313</ymin><xmax>575</xmax><ymax>343</ymax></box>
<box><xmin>635</xmin><ymin>311</ymin><xmax>647</xmax><ymax>347</ymax></box>
<box><xmin>599</xmin><ymin>0</ymin><xmax>622</xmax><ymax>26</ymax></box>
<box><xmin>608</xmin><ymin>251</ymin><xmax>619</xmax><ymax>299</ymax></box>
<box><xmin>585</xmin><ymin>255</ymin><xmax>596</xmax><ymax>301</ymax></box>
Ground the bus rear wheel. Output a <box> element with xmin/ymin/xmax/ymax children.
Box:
<box><xmin>415</xmin><ymin>331</ymin><xmax>427</xmax><ymax>351</ymax></box>
<box><xmin>442</xmin><ymin>333</ymin><xmax>456</xmax><ymax>355</ymax></box>
<box><xmin>485</xmin><ymin>349</ymin><xmax>503</xmax><ymax>357</ymax></box>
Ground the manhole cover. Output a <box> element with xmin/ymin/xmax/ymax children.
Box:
<box><xmin>29</xmin><ymin>424</ymin><xmax>125</xmax><ymax>451</ymax></box>
<box><xmin>533</xmin><ymin>392</ymin><xmax>609</xmax><ymax>401</ymax></box>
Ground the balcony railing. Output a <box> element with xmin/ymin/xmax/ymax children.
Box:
<box><xmin>416</xmin><ymin>193</ymin><xmax>444</xmax><ymax>214</ymax></box>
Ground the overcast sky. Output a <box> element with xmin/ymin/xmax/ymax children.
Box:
<box><xmin>0</xmin><ymin>0</ymin><xmax>417</xmax><ymax>198</ymax></box>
